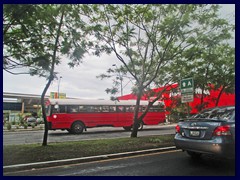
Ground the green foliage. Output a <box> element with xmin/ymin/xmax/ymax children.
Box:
<box><xmin>7</xmin><ymin>123</ymin><xmax>12</xmax><ymax>130</ymax></box>
<box><xmin>4</xmin><ymin>4</ymin><xmax>98</xmax><ymax>145</ymax></box>
<box><xmin>3</xmin><ymin>4</ymin><xmax>92</xmax><ymax>77</ymax></box>
<box><xmin>149</xmin><ymin>138</ymin><xmax>163</xmax><ymax>143</ymax></box>
<box><xmin>18</xmin><ymin>114</ymin><xmax>25</xmax><ymax>125</ymax></box>
<box><xmin>3</xmin><ymin>5</ymin><xmax>235</xmax><ymax>139</ymax></box>
<box><xmin>31</xmin><ymin>123</ymin><xmax>35</xmax><ymax>128</ymax></box>
<box><xmin>24</xmin><ymin>123</ymin><xmax>28</xmax><ymax>129</ymax></box>
<box><xmin>92</xmin><ymin>5</ymin><xmax>234</xmax><ymax>107</ymax></box>
<box><xmin>37</xmin><ymin>109</ymin><xmax>42</xmax><ymax>118</ymax></box>
<box><xmin>87</xmin><ymin>4</ymin><xmax>234</xmax><ymax>135</ymax></box>
<box><xmin>3</xmin><ymin>135</ymin><xmax>175</xmax><ymax>166</ymax></box>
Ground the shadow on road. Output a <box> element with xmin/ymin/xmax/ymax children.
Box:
<box><xmin>187</xmin><ymin>154</ymin><xmax>235</xmax><ymax>175</ymax></box>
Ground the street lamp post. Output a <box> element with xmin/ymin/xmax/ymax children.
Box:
<box><xmin>57</xmin><ymin>76</ymin><xmax>62</xmax><ymax>99</ymax></box>
<box><xmin>112</xmin><ymin>64</ymin><xmax>123</xmax><ymax>96</ymax></box>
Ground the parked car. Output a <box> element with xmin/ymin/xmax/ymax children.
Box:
<box><xmin>174</xmin><ymin>106</ymin><xmax>235</xmax><ymax>159</ymax></box>
<box><xmin>26</xmin><ymin>117</ymin><xmax>37</xmax><ymax>126</ymax></box>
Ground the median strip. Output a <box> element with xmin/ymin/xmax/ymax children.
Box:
<box><xmin>3</xmin><ymin>146</ymin><xmax>176</xmax><ymax>172</ymax></box>
<box><xmin>4</xmin><ymin>134</ymin><xmax>175</xmax><ymax>172</ymax></box>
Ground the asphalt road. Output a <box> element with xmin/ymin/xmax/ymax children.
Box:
<box><xmin>3</xmin><ymin>124</ymin><xmax>176</xmax><ymax>145</ymax></box>
<box><xmin>4</xmin><ymin>150</ymin><xmax>235</xmax><ymax>176</ymax></box>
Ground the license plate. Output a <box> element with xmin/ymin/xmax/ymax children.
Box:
<box><xmin>190</xmin><ymin>130</ymin><xmax>200</xmax><ymax>137</ymax></box>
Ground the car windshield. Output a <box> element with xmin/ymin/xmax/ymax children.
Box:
<box><xmin>194</xmin><ymin>107</ymin><xmax>235</xmax><ymax>121</ymax></box>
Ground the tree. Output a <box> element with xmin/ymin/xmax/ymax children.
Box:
<box><xmin>211</xmin><ymin>45</ymin><xmax>235</xmax><ymax>106</ymax></box>
<box><xmin>179</xmin><ymin>34</ymin><xmax>234</xmax><ymax>110</ymax></box>
<box><xmin>4</xmin><ymin>5</ymin><xmax>93</xmax><ymax>145</ymax></box>
<box><xmin>157</xmin><ymin>5</ymin><xmax>234</xmax><ymax>111</ymax></box>
<box><xmin>97</xmin><ymin>64</ymin><xmax>133</xmax><ymax>100</ymax></box>
<box><xmin>81</xmin><ymin>4</ymin><xmax>234</xmax><ymax>137</ymax></box>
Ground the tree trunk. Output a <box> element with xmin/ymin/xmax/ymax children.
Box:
<box><xmin>41</xmin><ymin>5</ymin><xmax>65</xmax><ymax>146</ymax></box>
<box><xmin>41</xmin><ymin>77</ymin><xmax>53</xmax><ymax>146</ymax></box>
<box><xmin>131</xmin><ymin>89</ymin><xmax>142</xmax><ymax>138</ymax></box>
<box><xmin>215</xmin><ymin>86</ymin><xmax>225</xmax><ymax>107</ymax></box>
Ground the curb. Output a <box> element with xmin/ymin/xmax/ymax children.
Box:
<box><xmin>3</xmin><ymin>146</ymin><xmax>177</xmax><ymax>173</ymax></box>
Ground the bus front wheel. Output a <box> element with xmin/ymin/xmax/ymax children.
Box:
<box><xmin>71</xmin><ymin>121</ymin><xmax>85</xmax><ymax>134</ymax></box>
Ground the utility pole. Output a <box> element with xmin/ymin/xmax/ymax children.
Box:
<box><xmin>57</xmin><ymin>76</ymin><xmax>62</xmax><ymax>98</ymax></box>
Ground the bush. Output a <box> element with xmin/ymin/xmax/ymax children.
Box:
<box><xmin>149</xmin><ymin>138</ymin><xmax>163</xmax><ymax>143</ymax></box>
<box><xmin>23</xmin><ymin>123</ymin><xmax>28</xmax><ymax>129</ymax></box>
<box><xmin>7</xmin><ymin>123</ymin><xmax>12</xmax><ymax>130</ymax></box>
<box><xmin>18</xmin><ymin>114</ymin><xmax>25</xmax><ymax>125</ymax></box>
<box><xmin>31</xmin><ymin>123</ymin><xmax>35</xmax><ymax>128</ymax></box>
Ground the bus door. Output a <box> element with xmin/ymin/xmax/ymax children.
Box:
<box><xmin>50</xmin><ymin>104</ymin><xmax>68</xmax><ymax>129</ymax></box>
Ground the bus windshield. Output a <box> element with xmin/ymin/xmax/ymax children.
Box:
<box><xmin>45</xmin><ymin>105</ymin><xmax>51</xmax><ymax>116</ymax></box>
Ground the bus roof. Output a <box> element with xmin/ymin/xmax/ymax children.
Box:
<box><xmin>46</xmin><ymin>99</ymin><xmax>163</xmax><ymax>106</ymax></box>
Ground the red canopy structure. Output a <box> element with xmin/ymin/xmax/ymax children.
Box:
<box><xmin>118</xmin><ymin>84</ymin><xmax>235</xmax><ymax>114</ymax></box>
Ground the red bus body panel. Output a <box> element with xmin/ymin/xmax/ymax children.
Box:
<box><xmin>47</xmin><ymin>111</ymin><xmax>165</xmax><ymax>130</ymax></box>
<box><xmin>46</xmin><ymin>99</ymin><xmax>165</xmax><ymax>130</ymax></box>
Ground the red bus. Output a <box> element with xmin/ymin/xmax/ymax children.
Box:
<box><xmin>45</xmin><ymin>99</ymin><xmax>165</xmax><ymax>134</ymax></box>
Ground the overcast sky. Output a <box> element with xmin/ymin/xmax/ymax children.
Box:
<box><xmin>3</xmin><ymin>4</ymin><xmax>235</xmax><ymax>99</ymax></box>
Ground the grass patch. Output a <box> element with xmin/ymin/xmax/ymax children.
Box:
<box><xmin>3</xmin><ymin>134</ymin><xmax>175</xmax><ymax>166</ymax></box>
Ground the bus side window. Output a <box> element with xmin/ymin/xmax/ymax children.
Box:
<box><xmin>86</xmin><ymin>106</ymin><xmax>95</xmax><ymax>112</ymax></box>
<box><xmin>52</xmin><ymin>105</ymin><xmax>59</xmax><ymax>113</ymax></box>
<box><xmin>117</xmin><ymin>106</ymin><xmax>125</xmax><ymax>112</ymax></box>
<box><xmin>102</xmin><ymin>106</ymin><xmax>109</xmax><ymax>112</ymax></box>
<box><xmin>79</xmin><ymin>105</ymin><xmax>86</xmax><ymax>112</ymax></box>
<box><xmin>94</xmin><ymin>106</ymin><xmax>101</xmax><ymax>112</ymax></box>
<box><xmin>109</xmin><ymin>106</ymin><xmax>116</xmax><ymax>112</ymax></box>
<box><xmin>67</xmin><ymin>105</ymin><xmax>79</xmax><ymax>113</ymax></box>
<box><xmin>150</xmin><ymin>106</ymin><xmax>159</xmax><ymax>112</ymax></box>
<box><xmin>59</xmin><ymin>105</ymin><xmax>66</xmax><ymax>113</ymax></box>
<box><xmin>126</xmin><ymin>106</ymin><xmax>134</xmax><ymax>112</ymax></box>
<box><xmin>139</xmin><ymin>106</ymin><xmax>142</xmax><ymax>112</ymax></box>
<box><xmin>142</xmin><ymin>106</ymin><xmax>147</xmax><ymax>112</ymax></box>
<box><xmin>149</xmin><ymin>107</ymin><xmax>153</xmax><ymax>112</ymax></box>
<box><xmin>130</xmin><ymin>106</ymin><xmax>135</xmax><ymax>112</ymax></box>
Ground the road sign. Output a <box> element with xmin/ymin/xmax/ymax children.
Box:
<box><xmin>59</xmin><ymin>93</ymin><xmax>66</xmax><ymax>99</ymax></box>
<box><xmin>180</xmin><ymin>78</ymin><xmax>194</xmax><ymax>93</ymax></box>
<box><xmin>50</xmin><ymin>92</ymin><xmax>66</xmax><ymax>99</ymax></box>
<box><xmin>181</xmin><ymin>93</ymin><xmax>194</xmax><ymax>103</ymax></box>
<box><xmin>180</xmin><ymin>78</ymin><xmax>194</xmax><ymax>103</ymax></box>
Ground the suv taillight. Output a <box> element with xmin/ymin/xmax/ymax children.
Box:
<box><xmin>175</xmin><ymin>125</ymin><xmax>181</xmax><ymax>134</ymax></box>
<box><xmin>213</xmin><ymin>125</ymin><xmax>231</xmax><ymax>136</ymax></box>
